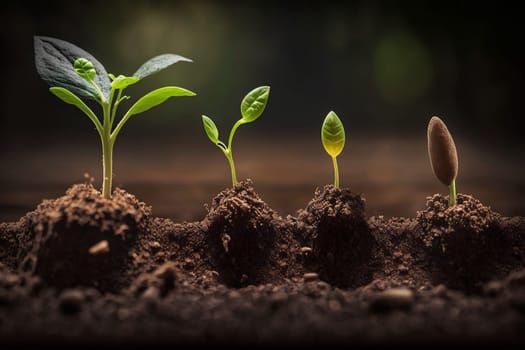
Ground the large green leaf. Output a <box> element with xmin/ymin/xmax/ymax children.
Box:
<box><xmin>127</xmin><ymin>87</ymin><xmax>196</xmax><ymax>117</ymax></box>
<box><xmin>201</xmin><ymin>115</ymin><xmax>219</xmax><ymax>144</ymax></box>
<box><xmin>133</xmin><ymin>54</ymin><xmax>192</xmax><ymax>80</ymax></box>
<box><xmin>321</xmin><ymin>111</ymin><xmax>345</xmax><ymax>157</ymax></box>
<box><xmin>49</xmin><ymin>87</ymin><xmax>100</xmax><ymax>129</ymax></box>
<box><xmin>240</xmin><ymin>86</ymin><xmax>270</xmax><ymax>122</ymax></box>
<box><xmin>34</xmin><ymin>36</ymin><xmax>111</xmax><ymax>101</ymax></box>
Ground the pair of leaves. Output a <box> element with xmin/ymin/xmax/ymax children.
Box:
<box><xmin>34</xmin><ymin>36</ymin><xmax>192</xmax><ymax>102</ymax></box>
<box><xmin>322</xmin><ymin>111</ymin><xmax>345</xmax><ymax>158</ymax></box>
<box><xmin>202</xmin><ymin>86</ymin><xmax>270</xmax><ymax>146</ymax></box>
<box><xmin>51</xmin><ymin>86</ymin><xmax>195</xmax><ymax>123</ymax></box>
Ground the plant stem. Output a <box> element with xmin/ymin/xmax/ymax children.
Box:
<box><xmin>101</xmin><ymin>136</ymin><xmax>113</xmax><ymax>199</ymax></box>
<box><xmin>101</xmin><ymin>94</ymin><xmax>113</xmax><ymax>199</ymax></box>
<box><xmin>332</xmin><ymin>156</ymin><xmax>339</xmax><ymax>188</ymax></box>
<box><xmin>224</xmin><ymin>150</ymin><xmax>238</xmax><ymax>186</ymax></box>
<box><xmin>448</xmin><ymin>179</ymin><xmax>456</xmax><ymax>207</ymax></box>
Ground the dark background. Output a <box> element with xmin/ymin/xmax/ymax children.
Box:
<box><xmin>1</xmin><ymin>1</ymin><xmax>524</xmax><ymax>221</ymax></box>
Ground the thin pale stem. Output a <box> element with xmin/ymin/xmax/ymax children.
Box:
<box><xmin>332</xmin><ymin>156</ymin><xmax>340</xmax><ymax>188</ymax></box>
<box><xmin>449</xmin><ymin>179</ymin><xmax>456</xmax><ymax>207</ymax></box>
<box><xmin>101</xmin><ymin>93</ymin><xmax>113</xmax><ymax>199</ymax></box>
<box><xmin>222</xmin><ymin>149</ymin><xmax>238</xmax><ymax>186</ymax></box>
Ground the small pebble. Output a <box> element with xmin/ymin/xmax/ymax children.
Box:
<box><xmin>398</xmin><ymin>264</ymin><xmax>409</xmax><ymax>274</ymax></box>
<box><xmin>88</xmin><ymin>240</ymin><xmax>109</xmax><ymax>255</ymax></box>
<box><xmin>303</xmin><ymin>273</ymin><xmax>319</xmax><ymax>282</ymax></box>
<box><xmin>59</xmin><ymin>289</ymin><xmax>85</xmax><ymax>314</ymax></box>
<box><xmin>370</xmin><ymin>287</ymin><xmax>414</xmax><ymax>312</ymax></box>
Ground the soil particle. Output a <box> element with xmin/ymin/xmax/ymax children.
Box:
<box><xmin>297</xmin><ymin>185</ymin><xmax>376</xmax><ymax>287</ymax></box>
<box><xmin>59</xmin><ymin>289</ymin><xmax>85</xmax><ymax>314</ymax></box>
<box><xmin>15</xmin><ymin>184</ymin><xmax>150</xmax><ymax>291</ymax></box>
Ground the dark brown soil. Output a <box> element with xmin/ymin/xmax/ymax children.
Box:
<box><xmin>1</xmin><ymin>182</ymin><xmax>524</xmax><ymax>345</ymax></box>
<box><xmin>296</xmin><ymin>185</ymin><xmax>376</xmax><ymax>287</ymax></box>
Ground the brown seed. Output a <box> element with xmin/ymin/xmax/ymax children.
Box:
<box><xmin>427</xmin><ymin>116</ymin><xmax>458</xmax><ymax>186</ymax></box>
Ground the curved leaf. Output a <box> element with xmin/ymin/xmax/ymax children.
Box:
<box><xmin>127</xmin><ymin>87</ymin><xmax>196</xmax><ymax>117</ymax></box>
<box><xmin>201</xmin><ymin>115</ymin><xmax>219</xmax><ymax>144</ymax></box>
<box><xmin>240</xmin><ymin>86</ymin><xmax>270</xmax><ymax>122</ymax></box>
<box><xmin>34</xmin><ymin>36</ymin><xmax>111</xmax><ymax>101</ymax></box>
<box><xmin>321</xmin><ymin>111</ymin><xmax>345</xmax><ymax>157</ymax></box>
<box><xmin>111</xmin><ymin>75</ymin><xmax>140</xmax><ymax>90</ymax></box>
<box><xmin>49</xmin><ymin>87</ymin><xmax>101</xmax><ymax>130</ymax></box>
<box><xmin>133</xmin><ymin>54</ymin><xmax>193</xmax><ymax>80</ymax></box>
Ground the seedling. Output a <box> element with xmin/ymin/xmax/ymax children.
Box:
<box><xmin>34</xmin><ymin>36</ymin><xmax>195</xmax><ymax>199</ymax></box>
<box><xmin>427</xmin><ymin>116</ymin><xmax>458</xmax><ymax>206</ymax></box>
<box><xmin>321</xmin><ymin>111</ymin><xmax>345</xmax><ymax>188</ymax></box>
<box><xmin>201</xmin><ymin>86</ymin><xmax>270</xmax><ymax>186</ymax></box>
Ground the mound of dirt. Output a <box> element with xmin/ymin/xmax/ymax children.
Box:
<box><xmin>297</xmin><ymin>185</ymin><xmax>376</xmax><ymax>287</ymax></box>
<box><xmin>14</xmin><ymin>184</ymin><xmax>150</xmax><ymax>292</ymax></box>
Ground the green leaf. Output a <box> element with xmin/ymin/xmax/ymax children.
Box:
<box><xmin>201</xmin><ymin>115</ymin><xmax>219</xmax><ymax>144</ymax></box>
<box><xmin>111</xmin><ymin>75</ymin><xmax>140</xmax><ymax>90</ymax></box>
<box><xmin>133</xmin><ymin>54</ymin><xmax>193</xmax><ymax>80</ymax></box>
<box><xmin>321</xmin><ymin>111</ymin><xmax>345</xmax><ymax>157</ymax></box>
<box><xmin>34</xmin><ymin>36</ymin><xmax>111</xmax><ymax>101</ymax></box>
<box><xmin>240</xmin><ymin>86</ymin><xmax>270</xmax><ymax>122</ymax></box>
<box><xmin>127</xmin><ymin>87</ymin><xmax>196</xmax><ymax>117</ymax></box>
<box><xmin>49</xmin><ymin>87</ymin><xmax>101</xmax><ymax>131</ymax></box>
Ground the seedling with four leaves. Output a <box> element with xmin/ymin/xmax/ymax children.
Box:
<box><xmin>201</xmin><ymin>86</ymin><xmax>270</xmax><ymax>186</ymax></box>
<box><xmin>427</xmin><ymin>116</ymin><xmax>459</xmax><ymax>206</ymax></box>
<box><xmin>321</xmin><ymin>111</ymin><xmax>346</xmax><ymax>188</ymax></box>
<box><xmin>34</xmin><ymin>36</ymin><xmax>195</xmax><ymax>199</ymax></box>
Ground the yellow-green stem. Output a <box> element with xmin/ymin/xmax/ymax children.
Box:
<box><xmin>101</xmin><ymin>137</ymin><xmax>113</xmax><ymax>199</ymax></box>
<box><xmin>332</xmin><ymin>156</ymin><xmax>339</xmax><ymax>188</ymax></box>
<box><xmin>225</xmin><ymin>150</ymin><xmax>238</xmax><ymax>186</ymax></box>
<box><xmin>448</xmin><ymin>179</ymin><xmax>456</xmax><ymax>207</ymax></box>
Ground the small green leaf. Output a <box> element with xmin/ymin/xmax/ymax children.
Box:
<box><xmin>201</xmin><ymin>115</ymin><xmax>219</xmax><ymax>144</ymax></box>
<box><xmin>111</xmin><ymin>75</ymin><xmax>140</xmax><ymax>90</ymax></box>
<box><xmin>133</xmin><ymin>54</ymin><xmax>193</xmax><ymax>80</ymax></box>
<box><xmin>127</xmin><ymin>87</ymin><xmax>196</xmax><ymax>117</ymax></box>
<box><xmin>74</xmin><ymin>58</ymin><xmax>96</xmax><ymax>81</ymax></box>
<box><xmin>321</xmin><ymin>111</ymin><xmax>345</xmax><ymax>157</ymax></box>
<box><xmin>50</xmin><ymin>87</ymin><xmax>97</xmax><ymax>119</ymax></box>
<box><xmin>240</xmin><ymin>86</ymin><xmax>270</xmax><ymax>122</ymax></box>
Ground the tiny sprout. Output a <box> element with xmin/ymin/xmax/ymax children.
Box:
<box><xmin>427</xmin><ymin>116</ymin><xmax>459</xmax><ymax>206</ymax></box>
<box><xmin>35</xmin><ymin>36</ymin><xmax>195</xmax><ymax>199</ymax></box>
<box><xmin>321</xmin><ymin>111</ymin><xmax>345</xmax><ymax>188</ymax></box>
<box><xmin>202</xmin><ymin>86</ymin><xmax>270</xmax><ymax>186</ymax></box>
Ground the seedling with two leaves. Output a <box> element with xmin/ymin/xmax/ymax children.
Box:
<box><xmin>201</xmin><ymin>86</ymin><xmax>270</xmax><ymax>186</ymax></box>
<box><xmin>34</xmin><ymin>36</ymin><xmax>195</xmax><ymax>199</ymax></box>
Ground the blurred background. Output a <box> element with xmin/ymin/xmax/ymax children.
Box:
<box><xmin>1</xmin><ymin>0</ymin><xmax>524</xmax><ymax>221</ymax></box>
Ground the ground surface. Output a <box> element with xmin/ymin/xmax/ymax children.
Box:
<box><xmin>1</xmin><ymin>181</ymin><xmax>524</xmax><ymax>346</ymax></box>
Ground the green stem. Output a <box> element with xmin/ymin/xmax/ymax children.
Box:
<box><xmin>101</xmin><ymin>96</ymin><xmax>113</xmax><ymax>199</ymax></box>
<box><xmin>449</xmin><ymin>179</ymin><xmax>456</xmax><ymax>207</ymax></box>
<box><xmin>227</xmin><ymin>119</ymin><xmax>244</xmax><ymax>150</ymax></box>
<box><xmin>332</xmin><ymin>156</ymin><xmax>339</xmax><ymax>188</ymax></box>
<box><xmin>101</xmin><ymin>134</ymin><xmax>113</xmax><ymax>199</ymax></box>
<box><xmin>223</xmin><ymin>150</ymin><xmax>238</xmax><ymax>186</ymax></box>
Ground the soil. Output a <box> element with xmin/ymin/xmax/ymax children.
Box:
<box><xmin>1</xmin><ymin>180</ymin><xmax>524</xmax><ymax>346</ymax></box>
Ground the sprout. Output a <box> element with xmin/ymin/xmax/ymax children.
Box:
<box><xmin>427</xmin><ymin>116</ymin><xmax>459</xmax><ymax>206</ymax></box>
<box><xmin>35</xmin><ymin>36</ymin><xmax>195</xmax><ymax>199</ymax></box>
<box><xmin>202</xmin><ymin>86</ymin><xmax>270</xmax><ymax>186</ymax></box>
<box><xmin>321</xmin><ymin>111</ymin><xmax>345</xmax><ymax>188</ymax></box>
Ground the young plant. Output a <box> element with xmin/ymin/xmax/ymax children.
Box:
<box><xmin>427</xmin><ymin>116</ymin><xmax>459</xmax><ymax>206</ymax></box>
<box><xmin>34</xmin><ymin>36</ymin><xmax>195</xmax><ymax>199</ymax></box>
<box><xmin>201</xmin><ymin>86</ymin><xmax>270</xmax><ymax>186</ymax></box>
<box><xmin>321</xmin><ymin>111</ymin><xmax>346</xmax><ymax>188</ymax></box>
